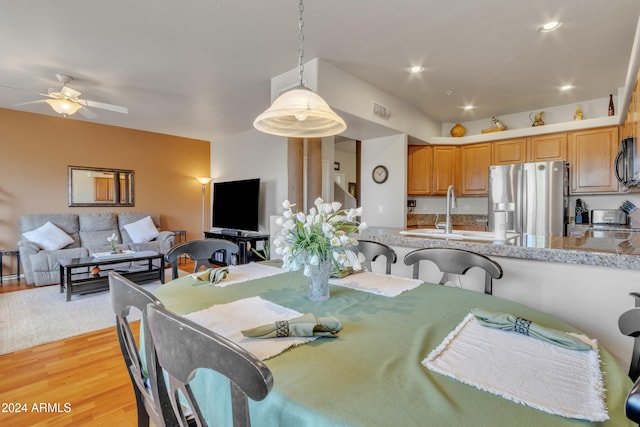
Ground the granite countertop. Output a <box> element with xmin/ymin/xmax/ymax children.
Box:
<box><xmin>360</xmin><ymin>227</ymin><xmax>640</xmax><ymax>271</ymax></box>
<box><xmin>407</xmin><ymin>213</ymin><xmax>487</xmax><ymax>228</ymax></box>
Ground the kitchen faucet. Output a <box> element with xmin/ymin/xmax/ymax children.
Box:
<box><xmin>445</xmin><ymin>184</ymin><xmax>456</xmax><ymax>234</ymax></box>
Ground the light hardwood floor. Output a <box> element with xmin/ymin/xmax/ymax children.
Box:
<box><xmin>0</xmin><ymin>260</ymin><xmax>196</xmax><ymax>426</ymax></box>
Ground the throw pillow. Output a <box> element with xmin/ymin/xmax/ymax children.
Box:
<box><xmin>23</xmin><ymin>221</ymin><xmax>74</xmax><ymax>250</ymax></box>
<box><xmin>124</xmin><ymin>215</ymin><xmax>160</xmax><ymax>243</ymax></box>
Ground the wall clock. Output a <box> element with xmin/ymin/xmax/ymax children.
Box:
<box><xmin>372</xmin><ymin>165</ymin><xmax>389</xmax><ymax>184</ymax></box>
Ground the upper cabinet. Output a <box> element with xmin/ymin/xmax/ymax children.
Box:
<box><xmin>459</xmin><ymin>143</ymin><xmax>491</xmax><ymax>195</ymax></box>
<box><xmin>491</xmin><ymin>133</ymin><xmax>566</xmax><ymax>165</ymax></box>
<box><xmin>568</xmin><ymin>126</ymin><xmax>619</xmax><ymax>193</ymax></box>
<box><xmin>492</xmin><ymin>138</ymin><xmax>527</xmax><ymax>165</ymax></box>
<box><xmin>408</xmin><ymin>145</ymin><xmax>432</xmax><ymax>195</ymax></box>
<box><xmin>527</xmin><ymin>133</ymin><xmax>567</xmax><ymax>162</ymax></box>
<box><xmin>432</xmin><ymin>145</ymin><xmax>458</xmax><ymax>195</ymax></box>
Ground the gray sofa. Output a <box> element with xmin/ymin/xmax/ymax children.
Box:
<box><xmin>18</xmin><ymin>212</ymin><xmax>175</xmax><ymax>286</ymax></box>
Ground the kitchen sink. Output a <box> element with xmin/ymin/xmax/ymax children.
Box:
<box><xmin>399</xmin><ymin>228</ymin><xmax>519</xmax><ymax>242</ymax></box>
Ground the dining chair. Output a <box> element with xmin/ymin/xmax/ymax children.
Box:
<box><xmin>403</xmin><ymin>247</ymin><xmax>503</xmax><ymax>295</ymax></box>
<box><xmin>165</xmin><ymin>238</ymin><xmax>240</xmax><ymax>279</ymax></box>
<box><xmin>146</xmin><ymin>303</ymin><xmax>274</xmax><ymax>427</ymax></box>
<box><xmin>108</xmin><ymin>272</ymin><xmax>179</xmax><ymax>427</ymax></box>
<box><xmin>356</xmin><ymin>240</ymin><xmax>397</xmax><ymax>274</ymax></box>
<box><xmin>618</xmin><ymin>292</ymin><xmax>640</xmax><ymax>381</ymax></box>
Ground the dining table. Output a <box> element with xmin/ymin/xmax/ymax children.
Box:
<box><xmin>152</xmin><ymin>263</ymin><xmax>633</xmax><ymax>426</ymax></box>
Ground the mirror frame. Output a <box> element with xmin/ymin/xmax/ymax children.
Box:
<box><xmin>68</xmin><ymin>165</ymin><xmax>135</xmax><ymax>207</ymax></box>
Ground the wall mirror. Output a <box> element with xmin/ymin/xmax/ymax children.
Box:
<box><xmin>68</xmin><ymin>165</ymin><xmax>134</xmax><ymax>207</ymax></box>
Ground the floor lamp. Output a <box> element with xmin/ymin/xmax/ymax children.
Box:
<box><xmin>196</xmin><ymin>177</ymin><xmax>212</xmax><ymax>237</ymax></box>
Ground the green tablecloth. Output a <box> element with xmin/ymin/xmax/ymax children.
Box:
<box><xmin>154</xmin><ymin>269</ymin><xmax>633</xmax><ymax>427</ymax></box>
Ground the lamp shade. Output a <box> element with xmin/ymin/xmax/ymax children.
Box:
<box><xmin>253</xmin><ymin>86</ymin><xmax>347</xmax><ymax>138</ymax></box>
<box><xmin>46</xmin><ymin>99</ymin><xmax>82</xmax><ymax>115</ymax></box>
<box><xmin>196</xmin><ymin>177</ymin><xmax>212</xmax><ymax>185</ymax></box>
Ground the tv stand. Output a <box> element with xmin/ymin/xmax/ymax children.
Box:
<box><xmin>204</xmin><ymin>231</ymin><xmax>269</xmax><ymax>264</ymax></box>
<box><xmin>220</xmin><ymin>229</ymin><xmax>243</xmax><ymax>236</ymax></box>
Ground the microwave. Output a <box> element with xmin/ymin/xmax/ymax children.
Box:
<box><xmin>615</xmin><ymin>137</ymin><xmax>639</xmax><ymax>187</ymax></box>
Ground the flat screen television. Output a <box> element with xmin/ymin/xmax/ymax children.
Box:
<box><xmin>212</xmin><ymin>178</ymin><xmax>260</xmax><ymax>232</ymax></box>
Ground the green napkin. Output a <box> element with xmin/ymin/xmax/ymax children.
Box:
<box><xmin>190</xmin><ymin>267</ymin><xmax>229</xmax><ymax>285</ymax></box>
<box><xmin>241</xmin><ymin>313</ymin><xmax>343</xmax><ymax>338</ymax></box>
<box><xmin>471</xmin><ymin>308</ymin><xmax>593</xmax><ymax>351</ymax></box>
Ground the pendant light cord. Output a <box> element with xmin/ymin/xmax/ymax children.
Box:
<box><xmin>298</xmin><ymin>0</ymin><xmax>305</xmax><ymax>86</ymax></box>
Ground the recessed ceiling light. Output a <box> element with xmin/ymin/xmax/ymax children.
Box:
<box><xmin>463</xmin><ymin>105</ymin><xmax>475</xmax><ymax>111</ymax></box>
<box><xmin>560</xmin><ymin>84</ymin><xmax>574</xmax><ymax>91</ymax></box>
<box><xmin>409</xmin><ymin>66</ymin><xmax>424</xmax><ymax>74</ymax></box>
<box><xmin>538</xmin><ymin>21</ymin><xmax>562</xmax><ymax>33</ymax></box>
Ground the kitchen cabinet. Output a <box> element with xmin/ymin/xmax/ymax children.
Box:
<box><xmin>492</xmin><ymin>138</ymin><xmax>527</xmax><ymax>165</ymax></box>
<box><xmin>491</xmin><ymin>134</ymin><xmax>566</xmax><ymax>165</ymax></box>
<box><xmin>432</xmin><ymin>145</ymin><xmax>458</xmax><ymax>195</ymax></box>
<box><xmin>459</xmin><ymin>143</ymin><xmax>491</xmax><ymax>195</ymax></box>
<box><xmin>527</xmin><ymin>132</ymin><xmax>567</xmax><ymax>162</ymax></box>
<box><xmin>569</xmin><ymin>126</ymin><xmax>619</xmax><ymax>193</ymax></box>
<box><xmin>407</xmin><ymin>145</ymin><xmax>432</xmax><ymax>195</ymax></box>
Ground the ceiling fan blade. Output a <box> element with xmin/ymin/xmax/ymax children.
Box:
<box><xmin>77</xmin><ymin>106</ymin><xmax>98</xmax><ymax>119</ymax></box>
<box><xmin>14</xmin><ymin>99</ymin><xmax>48</xmax><ymax>107</ymax></box>
<box><xmin>60</xmin><ymin>85</ymin><xmax>81</xmax><ymax>99</ymax></box>
<box><xmin>80</xmin><ymin>99</ymin><xmax>128</xmax><ymax>114</ymax></box>
<box><xmin>1</xmin><ymin>85</ymin><xmax>49</xmax><ymax>97</ymax></box>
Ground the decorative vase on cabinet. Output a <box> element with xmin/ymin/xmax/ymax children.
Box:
<box><xmin>450</xmin><ymin>123</ymin><xmax>466</xmax><ymax>137</ymax></box>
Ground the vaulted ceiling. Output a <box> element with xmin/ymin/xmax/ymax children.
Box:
<box><xmin>0</xmin><ymin>1</ymin><xmax>638</xmax><ymax>141</ymax></box>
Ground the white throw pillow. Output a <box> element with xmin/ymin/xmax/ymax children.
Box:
<box><xmin>23</xmin><ymin>221</ymin><xmax>74</xmax><ymax>250</ymax></box>
<box><xmin>124</xmin><ymin>216</ymin><xmax>160</xmax><ymax>243</ymax></box>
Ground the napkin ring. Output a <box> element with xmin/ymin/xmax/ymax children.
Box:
<box><xmin>514</xmin><ymin>317</ymin><xmax>532</xmax><ymax>335</ymax></box>
<box><xmin>275</xmin><ymin>320</ymin><xmax>290</xmax><ymax>337</ymax></box>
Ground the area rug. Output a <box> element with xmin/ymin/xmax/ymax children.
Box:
<box><xmin>0</xmin><ymin>269</ymin><xmax>185</xmax><ymax>355</ymax></box>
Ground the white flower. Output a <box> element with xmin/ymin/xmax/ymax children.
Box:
<box><xmin>296</xmin><ymin>212</ymin><xmax>306</xmax><ymax>223</ymax></box>
<box><xmin>107</xmin><ymin>233</ymin><xmax>118</xmax><ymax>243</ymax></box>
<box><xmin>331</xmin><ymin>201</ymin><xmax>342</xmax><ymax>212</ymax></box>
<box><xmin>282</xmin><ymin>200</ymin><xmax>294</xmax><ymax>209</ymax></box>
<box><xmin>358</xmin><ymin>222</ymin><xmax>368</xmax><ymax>231</ymax></box>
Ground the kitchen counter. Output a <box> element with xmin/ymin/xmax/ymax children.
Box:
<box><xmin>360</xmin><ymin>227</ymin><xmax>640</xmax><ymax>271</ymax></box>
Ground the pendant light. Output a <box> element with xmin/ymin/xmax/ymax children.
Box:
<box><xmin>253</xmin><ymin>0</ymin><xmax>346</xmax><ymax>138</ymax></box>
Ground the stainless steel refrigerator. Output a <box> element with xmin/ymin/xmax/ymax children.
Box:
<box><xmin>487</xmin><ymin>160</ymin><xmax>569</xmax><ymax>237</ymax></box>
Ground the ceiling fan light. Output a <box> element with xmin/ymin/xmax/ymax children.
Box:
<box><xmin>253</xmin><ymin>86</ymin><xmax>347</xmax><ymax>138</ymax></box>
<box><xmin>46</xmin><ymin>99</ymin><xmax>81</xmax><ymax>115</ymax></box>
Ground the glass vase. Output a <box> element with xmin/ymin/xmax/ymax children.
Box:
<box><xmin>307</xmin><ymin>259</ymin><xmax>331</xmax><ymax>301</ymax></box>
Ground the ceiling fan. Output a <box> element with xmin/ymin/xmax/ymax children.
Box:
<box><xmin>8</xmin><ymin>73</ymin><xmax>128</xmax><ymax>119</ymax></box>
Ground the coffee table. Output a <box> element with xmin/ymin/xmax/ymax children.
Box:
<box><xmin>59</xmin><ymin>250</ymin><xmax>165</xmax><ymax>301</ymax></box>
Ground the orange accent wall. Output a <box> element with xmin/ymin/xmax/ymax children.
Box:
<box><xmin>0</xmin><ymin>108</ymin><xmax>210</xmax><ymax>275</ymax></box>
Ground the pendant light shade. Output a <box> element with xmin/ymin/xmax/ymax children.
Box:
<box><xmin>46</xmin><ymin>98</ymin><xmax>81</xmax><ymax>115</ymax></box>
<box><xmin>253</xmin><ymin>85</ymin><xmax>346</xmax><ymax>138</ymax></box>
<box><xmin>253</xmin><ymin>0</ymin><xmax>347</xmax><ymax>138</ymax></box>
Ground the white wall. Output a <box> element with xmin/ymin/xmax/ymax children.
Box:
<box><xmin>211</xmin><ymin>128</ymin><xmax>288</xmax><ymax>234</ymax></box>
<box><xmin>360</xmin><ymin>134</ymin><xmax>407</xmax><ymax>228</ymax></box>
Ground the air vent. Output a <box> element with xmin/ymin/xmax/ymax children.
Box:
<box><xmin>373</xmin><ymin>101</ymin><xmax>391</xmax><ymax>120</ymax></box>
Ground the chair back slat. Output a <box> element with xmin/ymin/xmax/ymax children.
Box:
<box><xmin>147</xmin><ymin>304</ymin><xmax>273</xmax><ymax>427</ymax></box>
<box><xmin>165</xmin><ymin>239</ymin><xmax>240</xmax><ymax>279</ymax></box>
<box><xmin>356</xmin><ymin>240</ymin><xmax>397</xmax><ymax>274</ymax></box>
<box><xmin>403</xmin><ymin>248</ymin><xmax>502</xmax><ymax>295</ymax></box>
<box><xmin>109</xmin><ymin>272</ymin><xmax>178</xmax><ymax>427</ymax></box>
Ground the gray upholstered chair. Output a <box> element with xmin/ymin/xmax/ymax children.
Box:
<box><xmin>403</xmin><ymin>247</ymin><xmax>503</xmax><ymax>295</ymax></box>
<box><xmin>146</xmin><ymin>303</ymin><xmax>273</xmax><ymax>427</ymax></box>
<box><xmin>164</xmin><ymin>238</ymin><xmax>240</xmax><ymax>279</ymax></box>
<box><xmin>108</xmin><ymin>272</ymin><xmax>178</xmax><ymax>427</ymax></box>
<box><xmin>356</xmin><ymin>240</ymin><xmax>397</xmax><ymax>274</ymax></box>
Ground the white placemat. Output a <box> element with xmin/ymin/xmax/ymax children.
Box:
<box><xmin>214</xmin><ymin>262</ymin><xmax>284</xmax><ymax>287</ymax></box>
<box><xmin>423</xmin><ymin>313</ymin><xmax>608</xmax><ymax>422</ymax></box>
<box><xmin>329</xmin><ymin>271</ymin><xmax>423</xmax><ymax>297</ymax></box>
<box><xmin>184</xmin><ymin>296</ymin><xmax>316</xmax><ymax>360</ymax></box>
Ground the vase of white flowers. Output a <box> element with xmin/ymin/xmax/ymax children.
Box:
<box><xmin>107</xmin><ymin>233</ymin><xmax>118</xmax><ymax>254</ymax></box>
<box><xmin>274</xmin><ymin>198</ymin><xmax>367</xmax><ymax>301</ymax></box>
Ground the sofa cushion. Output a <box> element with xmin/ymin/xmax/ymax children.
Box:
<box><xmin>23</xmin><ymin>221</ymin><xmax>74</xmax><ymax>250</ymax></box>
<box><xmin>78</xmin><ymin>212</ymin><xmax>120</xmax><ymax>247</ymax></box>
<box><xmin>119</xmin><ymin>212</ymin><xmax>162</xmax><ymax>243</ymax></box>
<box><xmin>19</xmin><ymin>213</ymin><xmax>81</xmax><ymax>248</ymax></box>
<box><xmin>124</xmin><ymin>215</ymin><xmax>160</xmax><ymax>243</ymax></box>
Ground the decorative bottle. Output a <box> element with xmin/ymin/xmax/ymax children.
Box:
<box><xmin>608</xmin><ymin>94</ymin><xmax>615</xmax><ymax>116</ymax></box>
